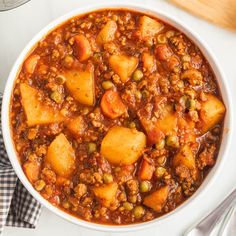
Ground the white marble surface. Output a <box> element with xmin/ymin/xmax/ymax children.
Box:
<box><xmin>1</xmin><ymin>0</ymin><xmax>236</xmax><ymax>235</ymax></box>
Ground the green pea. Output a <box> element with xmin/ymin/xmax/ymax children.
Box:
<box><xmin>93</xmin><ymin>52</ymin><xmax>102</xmax><ymax>62</ymax></box>
<box><xmin>128</xmin><ymin>195</ymin><xmax>137</xmax><ymax>203</ymax></box>
<box><xmin>133</xmin><ymin>69</ymin><xmax>143</xmax><ymax>81</ymax></box>
<box><xmin>182</xmin><ymin>55</ymin><xmax>191</xmax><ymax>62</ymax></box>
<box><xmin>82</xmin><ymin>107</ymin><xmax>90</xmax><ymax>115</ymax></box>
<box><xmin>157</xmin><ymin>34</ymin><xmax>167</xmax><ymax>44</ymax></box>
<box><xmin>157</xmin><ymin>155</ymin><xmax>166</xmax><ymax>165</ymax></box>
<box><xmin>88</xmin><ymin>142</ymin><xmax>96</xmax><ymax>154</ymax></box>
<box><xmin>102</xmin><ymin>80</ymin><xmax>114</xmax><ymax>90</ymax></box>
<box><xmin>142</xmin><ymin>90</ymin><xmax>149</xmax><ymax>99</ymax></box>
<box><xmin>188</xmin><ymin>99</ymin><xmax>196</xmax><ymax>110</ymax></box>
<box><xmin>179</xmin><ymin>96</ymin><xmax>187</xmax><ymax>107</ymax></box>
<box><xmin>68</xmin><ymin>37</ymin><xmax>75</xmax><ymax>45</ymax></box>
<box><xmin>119</xmin><ymin>206</ymin><xmax>124</xmax><ymax>211</ymax></box>
<box><xmin>50</xmin><ymin>91</ymin><xmax>63</xmax><ymax>104</ymax></box>
<box><xmin>103</xmin><ymin>173</ymin><xmax>113</xmax><ymax>184</ymax></box>
<box><xmin>166</xmin><ymin>30</ymin><xmax>175</xmax><ymax>38</ymax></box>
<box><xmin>63</xmin><ymin>55</ymin><xmax>74</xmax><ymax>68</ymax></box>
<box><xmin>155</xmin><ymin>139</ymin><xmax>165</xmax><ymax>150</ymax></box>
<box><xmin>140</xmin><ymin>181</ymin><xmax>151</xmax><ymax>193</ymax></box>
<box><xmin>166</xmin><ymin>135</ymin><xmax>179</xmax><ymax>148</ymax></box>
<box><xmin>62</xmin><ymin>200</ymin><xmax>71</xmax><ymax>209</ymax></box>
<box><xmin>129</xmin><ymin>122</ymin><xmax>136</xmax><ymax>129</ymax></box>
<box><xmin>123</xmin><ymin>202</ymin><xmax>133</xmax><ymax>211</ymax></box>
<box><xmin>55</xmin><ymin>75</ymin><xmax>66</xmax><ymax>84</ymax></box>
<box><xmin>155</xmin><ymin>167</ymin><xmax>166</xmax><ymax>178</ymax></box>
<box><xmin>173</xmin><ymin>66</ymin><xmax>180</xmax><ymax>73</ymax></box>
<box><xmin>34</xmin><ymin>179</ymin><xmax>46</xmax><ymax>191</ymax></box>
<box><xmin>133</xmin><ymin>206</ymin><xmax>145</xmax><ymax>218</ymax></box>
<box><xmin>177</xmin><ymin>80</ymin><xmax>184</xmax><ymax>89</ymax></box>
<box><xmin>185</xmin><ymin>89</ymin><xmax>195</xmax><ymax>99</ymax></box>
<box><xmin>135</xmin><ymin>90</ymin><xmax>142</xmax><ymax>100</ymax></box>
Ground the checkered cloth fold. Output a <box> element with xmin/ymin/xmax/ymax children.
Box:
<box><xmin>0</xmin><ymin>95</ymin><xmax>42</xmax><ymax>234</ymax></box>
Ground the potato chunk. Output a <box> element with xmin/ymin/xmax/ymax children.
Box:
<box><xmin>178</xmin><ymin>118</ymin><xmax>196</xmax><ymax>144</ymax></box>
<box><xmin>138</xmin><ymin>102</ymin><xmax>177</xmax><ymax>144</ymax></box>
<box><xmin>73</xmin><ymin>34</ymin><xmax>92</xmax><ymax>62</ymax></box>
<box><xmin>144</xmin><ymin>186</ymin><xmax>169</xmax><ymax>212</ymax></box>
<box><xmin>20</xmin><ymin>83</ymin><xmax>64</xmax><ymax>126</ymax></box>
<box><xmin>199</xmin><ymin>94</ymin><xmax>225</xmax><ymax>134</ymax></box>
<box><xmin>23</xmin><ymin>161</ymin><xmax>40</xmax><ymax>183</ymax></box>
<box><xmin>66</xmin><ymin>116</ymin><xmax>87</xmax><ymax>137</ymax></box>
<box><xmin>141</xmin><ymin>52</ymin><xmax>156</xmax><ymax>72</ymax></box>
<box><xmin>92</xmin><ymin>182</ymin><xmax>118</xmax><ymax>207</ymax></box>
<box><xmin>45</xmin><ymin>133</ymin><xmax>76</xmax><ymax>177</ymax></box>
<box><xmin>96</xmin><ymin>20</ymin><xmax>117</xmax><ymax>46</ymax></box>
<box><xmin>101</xmin><ymin>126</ymin><xmax>146</xmax><ymax>165</ymax></box>
<box><xmin>109</xmin><ymin>55</ymin><xmax>138</xmax><ymax>83</ymax></box>
<box><xmin>155</xmin><ymin>104</ymin><xmax>177</xmax><ymax>135</ymax></box>
<box><xmin>139</xmin><ymin>16</ymin><xmax>163</xmax><ymax>39</ymax></box>
<box><xmin>173</xmin><ymin>145</ymin><xmax>195</xmax><ymax>170</ymax></box>
<box><xmin>65</xmin><ymin>66</ymin><xmax>94</xmax><ymax>106</ymax></box>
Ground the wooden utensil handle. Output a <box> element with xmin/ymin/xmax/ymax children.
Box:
<box><xmin>170</xmin><ymin>0</ymin><xmax>236</xmax><ymax>31</ymax></box>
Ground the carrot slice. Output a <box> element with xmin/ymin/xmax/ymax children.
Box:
<box><xmin>146</xmin><ymin>126</ymin><xmax>164</xmax><ymax>145</ymax></box>
<box><xmin>138</xmin><ymin>159</ymin><xmax>155</xmax><ymax>180</ymax></box>
<box><xmin>155</xmin><ymin>44</ymin><xmax>172</xmax><ymax>61</ymax></box>
<box><xmin>73</xmin><ymin>34</ymin><xmax>92</xmax><ymax>62</ymax></box>
<box><xmin>101</xmin><ymin>90</ymin><xmax>126</xmax><ymax>119</ymax></box>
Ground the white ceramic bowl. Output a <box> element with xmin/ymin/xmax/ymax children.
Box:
<box><xmin>1</xmin><ymin>2</ymin><xmax>233</xmax><ymax>232</ymax></box>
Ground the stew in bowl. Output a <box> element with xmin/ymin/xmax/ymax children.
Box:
<box><xmin>9</xmin><ymin>9</ymin><xmax>226</xmax><ymax>225</ymax></box>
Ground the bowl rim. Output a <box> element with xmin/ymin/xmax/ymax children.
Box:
<box><xmin>1</xmin><ymin>2</ymin><xmax>233</xmax><ymax>232</ymax></box>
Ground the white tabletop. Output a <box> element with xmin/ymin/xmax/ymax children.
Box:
<box><xmin>1</xmin><ymin>0</ymin><xmax>236</xmax><ymax>235</ymax></box>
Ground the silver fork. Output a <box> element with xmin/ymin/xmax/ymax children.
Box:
<box><xmin>184</xmin><ymin>189</ymin><xmax>236</xmax><ymax>236</ymax></box>
<box><xmin>217</xmin><ymin>205</ymin><xmax>235</xmax><ymax>236</ymax></box>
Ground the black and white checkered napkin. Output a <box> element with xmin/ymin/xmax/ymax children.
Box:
<box><xmin>0</xmin><ymin>95</ymin><xmax>42</xmax><ymax>234</ymax></box>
